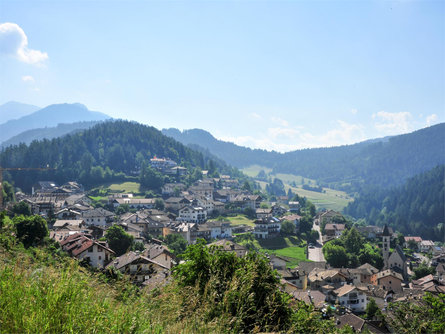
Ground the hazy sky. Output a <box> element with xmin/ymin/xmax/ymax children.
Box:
<box><xmin>0</xmin><ymin>0</ymin><xmax>444</xmax><ymax>152</ymax></box>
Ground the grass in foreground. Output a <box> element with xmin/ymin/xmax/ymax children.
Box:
<box><xmin>0</xmin><ymin>244</ymin><xmax>222</xmax><ymax>333</ymax></box>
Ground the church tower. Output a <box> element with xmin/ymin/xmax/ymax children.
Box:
<box><xmin>382</xmin><ymin>225</ymin><xmax>391</xmax><ymax>269</ymax></box>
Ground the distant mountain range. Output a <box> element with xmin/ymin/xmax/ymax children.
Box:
<box><xmin>0</xmin><ymin>103</ymin><xmax>111</xmax><ymax>144</ymax></box>
<box><xmin>0</xmin><ymin>101</ymin><xmax>41</xmax><ymax>123</ymax></box>
<box><xmin>163</xmin><ymin>123</ymin><xmax>445</xmax><ymax>192</ymax></box>
<box><xmin>0</xmin><ymin>121</ymin><xmax>103</xmax><ymax>148</ymax></box>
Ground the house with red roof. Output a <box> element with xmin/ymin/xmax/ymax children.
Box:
<box><xmin>60</xmin><ymin>232</ymin><xmax>115</xmax><ymax>268</ymax></box>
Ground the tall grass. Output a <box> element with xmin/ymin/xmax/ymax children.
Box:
<box><xmin>0</xmin><ymin>245</ymin><xmax>223</xmax><ymax>333</ymax></box>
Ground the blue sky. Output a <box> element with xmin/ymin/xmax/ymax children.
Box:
<box><xmin>0</xmin><ymin>0</ymin><xmax>444</xmax><ymax>152</ymax></box>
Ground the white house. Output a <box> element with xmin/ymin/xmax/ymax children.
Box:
<box><xmin>420</xmin><ymin>240</ymin><xmax>435</xmax><ymax>253</ymax></box>
<box><xmin>206</xmin><ymin>221</ymin><xmax>232</xmax><ymax>239</ymax></box>
<box><xmin>178</xmin><ymin>206</ymin><xmax>207</xmax><ymax>223</ymax></box>
<box><xmin>81</xmin><ymin>208</ymin><xmax>114</xmax><ymax>226</ymax></box>
<box><xmin>284</xmin><ymin>214</ymin><xmax>302</xmax><ymax>232</ymax></box>
<box><xmin>53</xmin><ymin>219</ymin><xmax>86</xmax><ymax>230</ymax></box>
<box><xmin>334</xmin><ymin>285</ymin><xmax>368</xmax><ymax>313</ymax></box>
<box><xmin>162</xmin><ymin>183</ymin><xmax>185</xmax><ymax>196</ymax></box>
<box><xmin>253</xmin><ymin>217</ymin><xmax>281</xmax><ymax>239</ymax></box>
<box><xmin>55</xmin><ymin>208</ymin><xmax>82</xmax><ymax>220</ymax></box>
<box><xmin>60</xmin><ymin>233</ymin><xmax>115</xmax><ymax>268</ymax></box>
<box><xmin>288</xmin><ymin>201</ymin><xmax>300</xmax><ymax>213</ymax></box>
<box><xmin>112</xmin><ymin>198</ymin><xmax>156</xmax><ymax>209</ymax></box>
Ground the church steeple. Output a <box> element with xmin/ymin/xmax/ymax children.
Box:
<box><xmin>382</xmin><ymin>225</ymin><xmax>390</xmax><ymax>269</ymax></box>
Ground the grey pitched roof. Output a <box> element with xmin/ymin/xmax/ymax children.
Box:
<box><xmin>82</xmin><ymin>207</ymin><xmax>114</xmax><ymax>218</ymax></box>
<box><xmin>106</xmin><ymin>251</ymin><xmax>168</xmax><ymax>270</ymax></box>
<box><xmin>297</xmin><ymin>261</ymin><xmax>328</xmax><ymax>274</ymax></box>
<box><xmin>394</xmin><ymin>244</ymin><xmax>406</xmax><ymax>262</ymax></box>
<box><xmin>335</xmin><ymin>314</ymin><xmax>365</xmax><ymax>331</ymax></box>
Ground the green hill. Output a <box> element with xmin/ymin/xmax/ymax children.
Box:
<box><xmin>344</xmin><ymin>165</ymin><xmax>445</xmax><ymax>241</ymax></box>
<box><xmin>0</xmin><ymin>120</ymin><xmax>239</xmax><ymax>191</ymax></box>
<box><xmin>163</xmin><ymin>123</ymin><xmax>445</xmax><ymax>192</ymax></box>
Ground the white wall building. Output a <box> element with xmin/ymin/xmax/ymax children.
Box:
<box><xmin>178</xmin><ymin>206</ymin><xmax>207</xmax><ymax>223</ymax></box>
<box><xmin>334</xmin><ymin>285</ymin><xmax>368</xmax><ymax>313</ymax></box>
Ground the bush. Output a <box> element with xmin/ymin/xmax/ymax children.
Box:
<box><xmin>173</xmin><ymin>240</ymin><xmax>296</xmax><ymax>332</ymax></box>
<box><xmin>14</xmin><ymin>215</ymin><xmax>48</xmax><ymax>248</ymax></box>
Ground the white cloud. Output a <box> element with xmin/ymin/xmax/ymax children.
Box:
<box><xmin>270</xmin><ymin>116</ymin><xmax>289</xmax><ymax>127</ymax></box>
<box><xmin>426</xmin><ymin>114</ymin><xmax>438</xmax><ymax>126</ymax></box>
<box><xmin>217</xmin><ymin>120</ymin><xmax>366</xmax><ymax>152</ymax></box>
<box><xmin>0</xmin><ymin>22</ymin><xmax>48</xmax><ymax>65</ymax></box>
<box><xmin>249</xmin><ymin>112</ymin><xmax>262</xmax><ymax>120</ymax></box>
<box><xmin>267</xmin><ymin>127</ymin><xmax>300</xmax><ymax>139</ymax></box>
<box><xmin>351</xmin><ymin>108</ymin><xmax>358</xmax><ymax>115</ymax></box>
<box><xmin>373</xmin><ymin>111</ymin><xmax>412</xmax><ymax>134</ymax></box>
<box><xmin>22</xmin><ymin>75</ymin><xmax>35</xmax><ymax>82</ymax></box>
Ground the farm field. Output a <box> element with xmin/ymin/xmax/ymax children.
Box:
<box><xmin>237</xmin><ymin>235</ymin><xmax>308</xmax><ymax>268</ymax></box>
<box><xmin>242</xmin><ymin>165</ymin><xmax>353</xmax><ymax>212</ymax></box>
<box><xmin>241</xmin><ymin>165</ymin><xmax>272</xmax><ymax>178</ymax></box>
<box><xmin>286</xmin><ymin>185</ymin><xmax>352</xmax><ymax>212</ymax></box>
<box><xmin>225</xmin><ymin>214</ymin><xmax>255</xmax><ymax>227</ymax></box>
<box><xmin>108</xmin><ymin>182</ymin><xmax>141</xmax><ymax>193</ymax></box>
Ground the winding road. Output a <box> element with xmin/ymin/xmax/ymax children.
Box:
<box><xmin>307</xmin><ymin>221</ymin><xmax>325</xmax><ymax>262</ymax></box>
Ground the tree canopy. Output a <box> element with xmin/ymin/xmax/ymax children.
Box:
<box><xmin>14</xmin><ymin>215</ymin><xmax>48</xmax><ymax>248</ymax></box>
<box><xmin>105</xmin><ymin>225</ymin><xmax>134</xmax><ymax>256</ymax></box>
<box><xmin>344</xmin><ymin>165</ymin><xmax>445</xmax><ymax>241</ymax></box>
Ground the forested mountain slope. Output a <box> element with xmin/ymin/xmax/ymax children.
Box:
<box><xmin>344</xmin><ymin>165</ymin><xmax>445</xmax><ymax>241</ymax></box>
<box><xmin>0</xmin><ymin>120</ymin><xmax>236</xmax><ymax>191</ymax></box>
<box><xmin>0</xmin><ymin>121</ymin><xmax>102</xmax><ymax>148</ymax></box>
<box><xmin>0</xmin><ymin>103</ymin><xmax>110</xmax><ymax>143</ymax></box>
<box><xmin>164</xmin><ymin>123</ymin><xmax>445</xmax><ymax>192</ymax></box>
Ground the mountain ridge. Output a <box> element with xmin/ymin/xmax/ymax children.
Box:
<box><xmin>0</xmin><ymin>121</ymin><xmax>104</xmax><ymax>149</ymax></box>
<box><xmin>0</xmin><ymin>103</ymin><xmax>111</xmax><ymax>143</ymax></box>
<box><xmin>0</xmin><ymin>101</ymin><xmax>41</xmax><ymax>124</ymax></box>
<box><xmin>163</xmin><ymin>123</ymin><xmax>445</xmax><ymax>192</ymax></box>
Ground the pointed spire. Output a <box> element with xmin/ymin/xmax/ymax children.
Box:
<box><xmin>382</xmin><ymin>225</ymin><xmax>391</xmax><ymax>237</ymax></box>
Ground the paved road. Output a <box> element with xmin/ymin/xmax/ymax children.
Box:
<box><xmin>307</xmin><ymin>222</ymin><xmax>325</xmax><ymax>262</ymax></box>
<box><xmin>413</xmin><ymin>252</ymin><xmax>430</xmax><ymax>265</ymax></box>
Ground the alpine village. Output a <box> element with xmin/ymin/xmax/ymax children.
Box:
<box><xmin>0</xmin><ymin>107</ymin><xmax>443</xmax><ymax>333</ymax></box>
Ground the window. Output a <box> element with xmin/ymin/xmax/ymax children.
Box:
<box><xmin>88</xmin><ymin>247</ymin><xmax>93</xmax><ymax>252</ymax></box>
<box><xmin>99</xmin><ymin>256</ymin><xmax>101</xmax><ymax>260</ymax></box>
<box><xmin>98</xmin><ymin>247</ymin><xmax>103</xmax><ymax>252</ymax></box>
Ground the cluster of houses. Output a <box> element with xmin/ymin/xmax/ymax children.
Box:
<box><xmin>14</xmin><ymin>175</ymin><xmax>445</xmax><ymax>332</ymax></box>
<box><xmin>16</xmin><ymin>172</ymin><xmax>301</xmax><ymax>287</ymax></box>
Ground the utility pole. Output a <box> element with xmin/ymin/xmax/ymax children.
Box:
<box><xmin>0</xmin><ymin>166</ymin><xmax>54</xmax><ymax>210</ymax></box>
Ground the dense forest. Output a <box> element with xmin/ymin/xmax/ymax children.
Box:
<box><xmin>164</xmin><ymin>123</ymin><xmax>445</xmax><ymax>192</ymax></box>
<box><xmin>344</xmin><ymin>165</ymin><xmax>445</xmax><ymax>241</ymax></box>
<box><xmin>0</xmin><ymin>120</ymin><xmax>241</xmax><ymax>191</ymax></box>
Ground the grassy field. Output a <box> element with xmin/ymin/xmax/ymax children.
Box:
<box><xmin>273</xmin><ymin>173</ymin><xmax>317</xmax><ymax>186</ymax></box>
<box><xmin>242</xmin><ymin>165</ymin><xmax>352</xmax><ymax>211</ymax></box>
<box><xmin>108</xmin><ymin>181</ymin><xmax>141</xmax><ymax>193</ymax></box>
<box><xmin>237</xmin><ymin>235</ymin><xmax>307</xmax><ymax>268</ymax></box>
<box><xmin>225</xmin><ymin>214</ymin><xmax>256</xmax><ymax>227</ymax></box>
<box><xmin>285</xmin><ymin>184</ymin><xmax>352</xmax><ymax>211</ymax></box>
<box><xmin>241</xmin><ymin>165</ymin><xmax>273</xmax><ymax>178</ymax></box>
